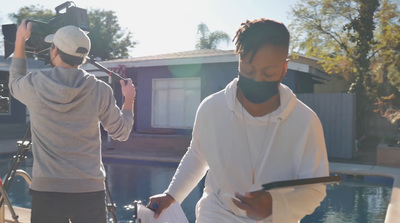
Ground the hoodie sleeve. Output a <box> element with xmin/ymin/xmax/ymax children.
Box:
<box><xmin>269</xmin><ymin>114</ymin><xmax>329</xmax><ymax>223</ymax></box>
<box><xmin>98</xmin><ymin>83</ymin><xmax>134</xmax><ymax>141</ymax></box>
<box><xmin>8</xmin><ymin>57</ymin><xmax>32</xmax><ymax>104</ymax></box>
<box><xmin>164</xmin><ymin>136</ymin><xmax>209</xmax><ymax>204</ymax></box>
<box><xmin>164</xmin><ymin>104</ymin><xmax>209</xmax><ymax>204</ymax></box>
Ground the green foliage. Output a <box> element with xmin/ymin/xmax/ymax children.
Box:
<box><xmin>289</xmin><ymin>0</ymin><xmax>400</xmax><ymax>137</ymax></box>
<box><xmin>8</xmin><ymin>5</ymin><xmax>54</xmax><ymax>23</ymax></box>
<box><xmin>290</xmin><ymin>0</ymin><xmax>379</xmax><ymax>84</ymax></box>
<box><xmin>87</xmin><ymin>9</ymin><xmax>136</xmax><ymax>60</ymax></box>
<box><xmin>195</xmin><ymin>23</ymin><xmax>230</xmax><ymax>50</ymax></box>
<box><xmin>290</xmin><ymin>0</ymin><xmax>355</xmax><ymax>78</ymax></box>
<box><xmin>382</xmin><ymin>134</ymin><xmax>400</xmax><ymax>147</ymax></box>
<box><xmin>372</xmin><ymin>0</ymin><xmax>400</xmax><ymax>95</ymax></box>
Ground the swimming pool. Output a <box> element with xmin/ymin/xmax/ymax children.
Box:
<box><xmin>301</xmin><ymin>174</ymin><xmax>393</xmax><ymax>223</ymax></box>
<box><xmin>0</xmin><ymin>154</ymin><xmax>394</xmax><ymax>223</ymax></box>
<box><xmin>0</xmin><ymin>154</ymin><xmax>203</xmax><ymax>222</ymax></box>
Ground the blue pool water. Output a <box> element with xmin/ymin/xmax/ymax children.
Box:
<box><xmin>0</xmin><ymin>154</ymin><xmax>393</xmax><ymax>223</ymax></box>
<box><xmin>301</xmin><ymin>174</ymin><xmax>393</xmax><ymax>223</ymax></box>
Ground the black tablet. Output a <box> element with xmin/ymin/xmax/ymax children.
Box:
<box><xmin>262</xmin><ymin>175</ymin><xmax>343</xmax><ymax>191</ymax></box>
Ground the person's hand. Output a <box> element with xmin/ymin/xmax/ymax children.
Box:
<box><xmin>14</xmin><ymin>19</ymin><xmax>32</xmax><ymax>59</ymax></box>
<box><xmin>120</xmin><ymin>78</ymin><xmax>136</xmax><ymax>101</ymax></box>
<box><xmin>16</xmin><ymin>19</ymin><xmax>32</xmax><ymax>42</ymax></box>
<box><xmin>146</xmin><ymin>193</ymin><xmax>175</xmax><ymax>218</ymax></box>
<box><xmin>232</xmin><ymin>190</ymin><xmax>272</xmax><ymax>221</ymax></box>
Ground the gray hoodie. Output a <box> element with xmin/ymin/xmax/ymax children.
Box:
<box><xmin>9</xmin><ymin>58</ymin><xmax>133</xmax><ymax>193</ymax></box>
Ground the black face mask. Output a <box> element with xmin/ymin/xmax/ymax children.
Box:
<box><xmin>237</xmin><ymin>73</ymin><xmax>280</xmax><ymax>104</ymax></box>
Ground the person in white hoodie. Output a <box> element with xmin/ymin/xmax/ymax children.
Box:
<box><xmin>147</xmin><ymin>18</ymin><xmax>329</xmax><ymax>222</ymax></box>
<box><xmin>9</xmin><ymin>20</ymin><xmax>136</xmax><ymax>223</ymax></box>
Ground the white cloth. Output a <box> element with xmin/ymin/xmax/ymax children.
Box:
<box><xmin>137</xmin><ymin>202</ymin><xmax>188</xmax><ymax>223</ymax></box>
<box><xmin>165</xmin><ymin>78</ymin><xmax>329</xmax><ymax>223</ymax></box>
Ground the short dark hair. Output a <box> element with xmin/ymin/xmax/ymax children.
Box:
<box><xmin>233</xmin><ymin>18</ymin><xmax>290</xmax><ymax>61</ymax></box>
<box><xmin>57</xmin><ymin>47</ymin><xmax>85</xmax><ymax>66</ymax></box>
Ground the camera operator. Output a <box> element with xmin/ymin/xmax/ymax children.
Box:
<box><xmin>9</xmin><ymin>19</ymin><xmax>136</xmax><ymax>223</ymax></box>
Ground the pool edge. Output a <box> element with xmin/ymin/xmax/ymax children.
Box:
<box><xmin>329</xmin><ymin>162</ymin><xmax>400</xmax><ymax>223</ymax></box>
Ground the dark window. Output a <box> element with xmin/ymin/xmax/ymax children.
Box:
<box><xmin>0</xmin><ymin>73</ymin><xmax>10</xmax><ymax>113</ymax></box>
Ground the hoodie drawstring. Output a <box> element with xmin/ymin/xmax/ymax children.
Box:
<box><xmin>256</xmin><ymin>117</ymin><xmax>282</xmax><ymax>180</ymax></box>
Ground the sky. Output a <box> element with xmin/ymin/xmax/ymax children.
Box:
<box><xmin>0</xmin><ymin>0</ymin><xmax>298</xmax><ymax>58</ymax></box>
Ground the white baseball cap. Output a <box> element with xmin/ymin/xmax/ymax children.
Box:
<box><xmin>45</xmin><ymin>25</ymin><xmax>91</xmax><ymax>58</ymax></box>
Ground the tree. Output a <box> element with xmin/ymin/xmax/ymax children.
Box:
<box><xmin>8</xmin><ymin>4</ymin><xmax>54</xmax><ymax>23</ymax></box>
<box><xmin>288</xmin><ymin>0</ymin><xmax>400</xmax><ymax>137</ymax></box>
<box><xmin>8</xmin><ymin>5</ymin><xmax>135</xmax><ymax>60</ymax></box>
<box><xmin>195</xmin><ymin>23</ymin><xmax>230</xmax><ymax>50</ymax></box>
<box><xmin>371</xmin><ymin>0</ymin><xmax>400</xmax><ymax>96</ymax></box>
<box><xmin>371</xmin><ymin>0</ymin><xmax>400</xmax><ymax>135</ymax></box>
<box><xmin>87</xmin><ymin>9</ymin><xmax>136</xmax><ymax>60</ymax></box>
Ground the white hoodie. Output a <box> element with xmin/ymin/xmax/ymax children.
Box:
<box><xmin>165</xmin><ymin>78</ymin><xmax>329</xmax><ymax>223</ymax></box>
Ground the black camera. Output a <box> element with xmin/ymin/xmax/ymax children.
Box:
<box><xmin>2</xmin><ymin>1</ymin><xmax>90</xmax><ymax>60</ymax></box>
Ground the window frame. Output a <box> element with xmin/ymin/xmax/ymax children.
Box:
<box><xmin>151</xmin><ymin>77</ymin><xmax>201</xmax><ymax>129</ymax></box>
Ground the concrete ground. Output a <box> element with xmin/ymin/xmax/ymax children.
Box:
<box><xmin>0</xmin><ymin>133</ymin><xmax>384</xmax><ymax>166</ymax></box>
<box><xmin>1</xmin><ymin>133</ymin><xmax>191</xmax><ymax>164</ymax></box>
<box><xmin>104</xmin><ymin>134</ymin><xmax>384</xmax><ymax>166</ymax></box>
<box><xmin>102</xmin><ymin>133</ymin><xmax>191</xmax><ymax>163</ymax></box>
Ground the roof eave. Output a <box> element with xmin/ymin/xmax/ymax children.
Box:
<box><xmin>83</xmin><ymin>54</ymin><xmax>239</xmax><ymax>69</ymax></box>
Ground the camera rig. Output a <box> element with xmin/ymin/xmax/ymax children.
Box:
<box><xmin>2</xmin><ymin>1</ymin><xmax>90</xmax><ymax>60</ymax></box>
<box><xmin>2</xmin><ymin>1</ymin><xmax>125</xmax><ymax>82</ymax></box>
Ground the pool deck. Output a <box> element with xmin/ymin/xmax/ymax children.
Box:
<box><xmin>1</xmin><ymin>135</ymin><xmax>399</xmax><ymax>223</ymax></box>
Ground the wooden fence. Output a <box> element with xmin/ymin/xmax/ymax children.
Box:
<box><xmin>298</xmin><ymin>93</ymin><xmax>356</xmax><ymax>159</ymax></box>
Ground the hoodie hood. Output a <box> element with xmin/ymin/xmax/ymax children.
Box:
<box><xmin>33</xmin><ymin>66</ymin><xmax>97</xmax><ymax>112</ymax></box>
<box><xmin>224</xmin><ymin>77</ymin><xmax>297</xmax><ymax>124</ymax></box>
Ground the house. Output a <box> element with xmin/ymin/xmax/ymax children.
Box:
<box><xmin>4</xmin><ymin>50</ymin><xmax>355</xmax><ymax>159</ymax></box>
<box><xmin>82</xmin><ymin>50</ymin><xmax>361</xmax><ymax>158</ymax></box>
<box><xmin>82</xmin><ymin>49</ymin><xmax>331</xmax><ymax>136</ymax></box>
<box><xmin>292</xmin><ymin>55</ymin><xmax>349</xmax><ymax>93</ymax></box>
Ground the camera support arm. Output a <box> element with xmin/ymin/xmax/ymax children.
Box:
<box><xmin>86</xmin><ymin>56</ymin><xmax>127</xmax><ymax>84</ymax></box>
